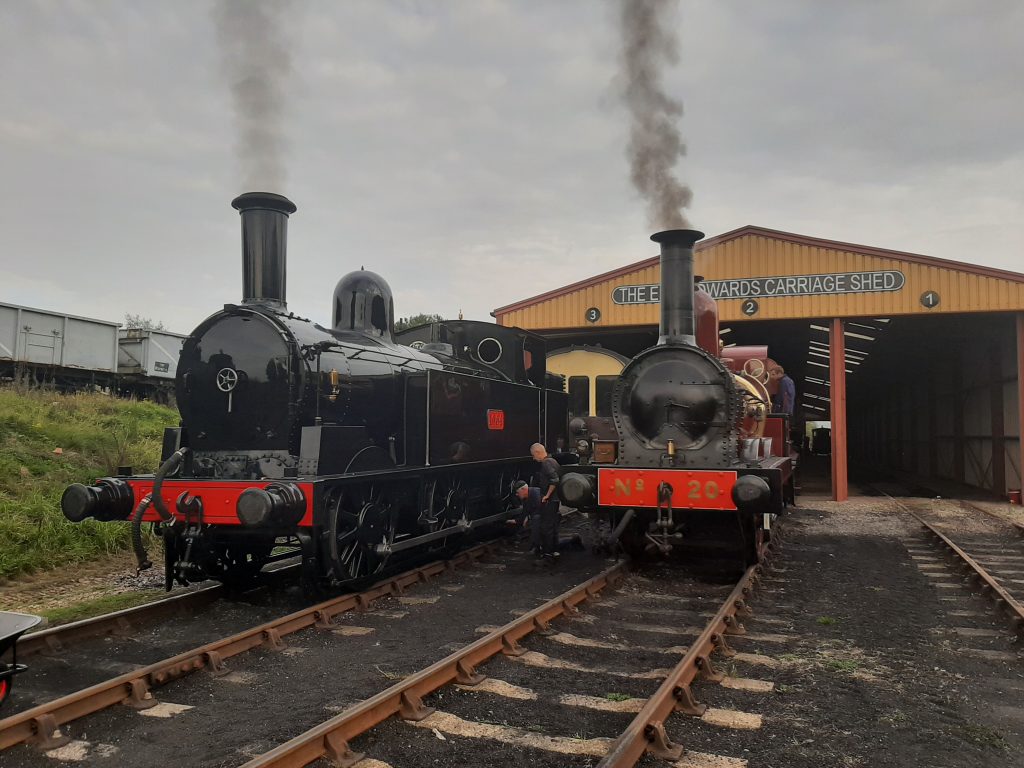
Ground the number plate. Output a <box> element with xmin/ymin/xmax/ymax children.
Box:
<box><xmin>597</xmin><ymin>468</ymin><xmax>738</xmax><ymax>510</ymax></box>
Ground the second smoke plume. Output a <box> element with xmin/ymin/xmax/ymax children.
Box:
<box><xmin>215</xmin><ymin>0</ymin><xmax>293</xmax><ymax>191</ymax></box>
<box><xmin>618</xmin><ymin>0</ymin><xmax>692</xmax><ymax>229</ymax></box>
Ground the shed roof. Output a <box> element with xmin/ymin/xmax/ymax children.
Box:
<box><xmin>493</xmin><ymin>225</ymin><xmax>1024</xmax><ymax>329</ymax></box>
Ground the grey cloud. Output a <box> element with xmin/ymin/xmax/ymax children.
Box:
<box><xmin>1</xmin><ymin>1</ymin><xmax>1021</xmax><ymax>334</ymax></box>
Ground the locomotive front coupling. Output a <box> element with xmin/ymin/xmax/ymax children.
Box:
<box><xmin>61</xmin><ymin>478</ymin><xmax>134</xmax><ymax>522</ymax></box>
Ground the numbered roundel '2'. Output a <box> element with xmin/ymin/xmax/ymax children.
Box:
<box><xmin>741</xmin><ymin>299</ymin><xmax>759</xmax><ymax>317</ymax></box>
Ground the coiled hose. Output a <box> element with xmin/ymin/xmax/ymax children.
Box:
<box><xmin>131</xmin><ymin>449</ymin><xmax>189</xmax><ymax>572</ymax></box>
<box><xmin>131</xmin><ymin>494</ymin><xmax>154</xmax><ymax>571</ymax></box>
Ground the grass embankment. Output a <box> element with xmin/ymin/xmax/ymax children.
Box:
<box><xmin>0</xmin><ymin>388</ymin><xmax>176</xmax><ymax>581</ymax></box>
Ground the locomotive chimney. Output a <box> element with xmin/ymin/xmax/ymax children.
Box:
<box><xmin>231</xmin><ymin>192</ymin><xmax>297</xmax><ymax>308</ymax></box>
<box><xmin>651</xmin><ymin>228</ymin><xmax>705</xmax><ymax>346</ymax></box>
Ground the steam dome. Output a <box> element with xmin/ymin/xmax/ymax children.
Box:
<box><xmin>332</xmin><ymin>270</ymin><xmax>395</xmax><ymax>341</ymax></box>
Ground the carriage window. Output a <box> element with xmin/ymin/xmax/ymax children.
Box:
<box><xmin>596</xmin><ymin>376</ymin><xmax>617</xmax><ymax>417</ymax></box>
<box><xmin>568</xmin><ymin>376</ymin><xmax>590</xmax><ymax>417</ymax></box>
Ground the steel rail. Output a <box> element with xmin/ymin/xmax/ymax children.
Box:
<box><xmin>17</xmin><ymin>584</ymin><xmax>223</xmax><ymax>659</ymax></box>
<box><xmin>897</xmin><ymin>498</ymin><xmax>1024</xmax><ymax>637</ymax></box>
<box><xmin>0</xmin><ymin>542</ymin><xmax>497</xmax><ymax>753</ymax></box>
<box><xmin>959</xmin><ymin>500</ymin><xmax>1024</xmax><ymax>538</ymax></box>
<box><xmin>237</xmin><ymin>561</ymin><xmax>628</xmax><ymax>768</ymax></box>
<box><xmin>18</xmin><ymin>560</ymin><xmax>303</xmax><ymax>659</ymax></box>
<box><xmin>596</xmin><ymin>561</ymin><xmax>763</xmax><ymax>766</ymax></box>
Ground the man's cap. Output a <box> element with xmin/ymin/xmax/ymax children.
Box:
<box><xmin>512</xmin><ymin>480</ymin><xmax>528</xmax><ymax>492</ymax></box>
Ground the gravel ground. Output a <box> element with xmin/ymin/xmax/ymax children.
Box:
<box><xmin>1</xmin><ymin>516</ymin><xmax>613</xmax><ymax>768</ymax></box>
<box><xmin>648</xmin><ymin>499</ymin><xmax>1024</xmax><ymax>768</ymax></box>
<box><xmin>0</xmin><ymin>551</ymin><xmax>171</xmax><ymax>614</ymax></box>
<box><xmin>5</xmin><ymin>499</ymin><xmax>1024</xmax><ymax>767</ymax></box>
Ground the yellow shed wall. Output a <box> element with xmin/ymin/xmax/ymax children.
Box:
<box><xmin>497</xmin><ymin>234</ymin><xmax>1024</xmax><ymax>329</ymax></box>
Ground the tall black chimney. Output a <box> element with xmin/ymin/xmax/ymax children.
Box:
<box><xmin>651</xmin><ymin>228</ymin><xmax>705</xmax><ymax>346</ymax></box>
<box><xmin>231</xmin><ymin>192</ymin><xmax>297</xmax><ymax>308</ymax></box>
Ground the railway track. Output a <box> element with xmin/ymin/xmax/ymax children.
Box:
<box><xmin>16</xmin><ymin>559</ymin><xmax>307</xmax><ymax>661</ymax></box>
<box><xmin>888</xmin><ymin>494</ymin><xmax>1024</xmax><ymax>639</ymax></box>
<box><xmin>0</xmin><ymin>542</ymin><xmax>499</xmax><ymax>754</ymax></box>
<box><xmin>235</xmin><ymin>544</ymin><xmax>780</xmax><ymax>768</ymax></box>
<box><xmin>17</xmin><ymin>584</ymin><xmax>225</xmax><ymax>660</ymax></box>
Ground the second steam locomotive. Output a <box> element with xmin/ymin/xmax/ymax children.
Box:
<box><xmin>558</xmin><ymin>229</ymin><xmax>795</xmax><ymax>563</ymax></box>
<box><xmin>61</xmin><ymin>193</ymin><xmax>568</xmax><ymax>590</ymax></box>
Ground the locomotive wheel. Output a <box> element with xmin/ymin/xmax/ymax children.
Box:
<box><xmin>329</xmin><ymin>487</ymin><xmax>397</xmax><ymax>582</ymax></box>
<box><xmin>422</xmin><ymin>477</ymin><xmax>466</xmax><ymax>533</ymax></box>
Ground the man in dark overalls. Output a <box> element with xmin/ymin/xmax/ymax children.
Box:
<box><xmin>514</xmin><ymin>480</ymin><xmax>543</xmax><ymax>555</ymax></box>
<box><xmin>514</xmin><ymin>480</ymin><xmax>558</xmax><ymax>560</ymax></box>
<box><xmin>531</xmin><ymin>442</ymin><xmax>562</xmax><ymax>558</ymax></box>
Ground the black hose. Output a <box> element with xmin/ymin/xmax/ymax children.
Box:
<box><xmin>131</xmin><ymin>494</ymin><xmax>153</xmax><ymax>572</ymax></box>
<box><xmin>151</xmin><ymin>449</ymin><xmax>188</xmax><ymax>523</ymax></box>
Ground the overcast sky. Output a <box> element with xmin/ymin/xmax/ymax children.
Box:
<box><xmin>2</xmin><ymin>1</ymin><xmax>1022</xmax><ymax>334</ymax></box>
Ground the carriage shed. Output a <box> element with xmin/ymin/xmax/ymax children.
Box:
<box><xmin>492</xmin><ymin>225</ymin><xmax>1024</xmax><ymax>503</ymax></box>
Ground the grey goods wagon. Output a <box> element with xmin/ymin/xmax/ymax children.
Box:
<box><xmin>0</xmin><ymin>301</ymin><xmax>119</xmax><ymax>387</ymax></box>
<box><xmin>117</xmin><ymin>328</ymin><xmax>186</xmax><ymax>380</ymax></box>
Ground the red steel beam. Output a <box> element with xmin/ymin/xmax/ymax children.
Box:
<box><xmin>830</xmin><ymin>318</ymin><xmax>849</xmax><ymax>501</ymax></box>
<box><xmin>991</xmin><ymin>343</ymin><xmax>1006</xmax><ymax>496</ymax></box>
<box><xmin>1018</xmin><ymin>313</ymin><xmax>1024</xmax><ymax>495</ymax></box>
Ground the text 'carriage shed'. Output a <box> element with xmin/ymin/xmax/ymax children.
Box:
<box><xmin>493</xmin><ymin>226</ymin><xmax>1024</xmax><ymax>502</ymax></box>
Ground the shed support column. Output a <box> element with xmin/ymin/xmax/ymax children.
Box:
<box><xmin>952</xmin><ymin>354</ymin><xmax>965</xmax><ymax>484</ymax></box>
<box><xmin>1018</xmin><ymin>314</ymin><xmax>1024</xmax><ymax>495</ymax></box>
<box><xmin>830</xmin><ymin>318</ymin><xmax>848</xmax><ymax>501</ymax></box>
<box><xmin>991</xmin><ymin>344</ymin><xmax>1005</xmax><ymax>497</ymax></box>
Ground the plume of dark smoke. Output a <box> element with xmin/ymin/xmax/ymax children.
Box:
<box><xmin>214</xmin><ymin>0</ymin><xmax>293</xmax><ymax>191</ymax></box>
<box><xmin>618</xmin><ymin>0</ymin><xmax>692</xmax><ymax>229</ymax></box>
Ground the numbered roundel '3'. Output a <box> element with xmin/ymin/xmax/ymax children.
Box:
<box><xmin>216</xmin><ymin>367</ymin><xmax>239</xmax><ymax>392</ymax></box>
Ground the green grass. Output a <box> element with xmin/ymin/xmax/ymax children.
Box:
<box><xmin>816</xmin><ymin>616</ymin><xmax>837</xmax><ymax>626</ymax></box>
<box><xmin>825</xmin><ymin>659</ymin><xmax>860</xmax><ymax>673</ymax></box>
<box><xmin>40</xmin><ymin>589</ymin><xmax>167</xmax><ymax>626</ymax></box>
<box><xmin>604</xmin><ymin>693</ymin><xmax>632</xmax><ymax>701</ymax></box>
<box><xmin>956</xmin><ymin>724</ymin><xmax>1008</xmax><ymax>750</ymax></box>
<box><xmin>0</xmin><ymin>386</ymin><xmax>176</xmax><ymax>580</ymax></box>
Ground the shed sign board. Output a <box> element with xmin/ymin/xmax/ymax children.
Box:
<box><xmin>611</xmin><ymin>270</ymin><xmax>906</xmax><ymax>304</ymax></box>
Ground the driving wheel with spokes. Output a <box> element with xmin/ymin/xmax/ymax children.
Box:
<box><xmin>328</xmin><ymin>486</ymin><xmax>396</xmax><ymax>582</ymax></box>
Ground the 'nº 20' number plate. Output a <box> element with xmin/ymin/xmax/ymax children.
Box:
<box><xmin>597</xmin><ymin>469</ymin><xmax>738</xmax><ymax>511</ymax></box>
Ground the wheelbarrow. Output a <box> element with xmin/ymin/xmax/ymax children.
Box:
<box><xmin>0</xmin><ymin>611</ymin><xmax>43</xmax><ymax>707</ymax></box>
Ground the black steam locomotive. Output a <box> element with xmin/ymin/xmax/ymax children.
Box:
<box><xmin>558</xmin><ymin>229</ymin><xmax>794</xmax><ymax>564</ymax></box>
<box><xmin>61</xmin><ymin>193</ymin><xmax>568</xmax><ymax>590</ymax></box>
